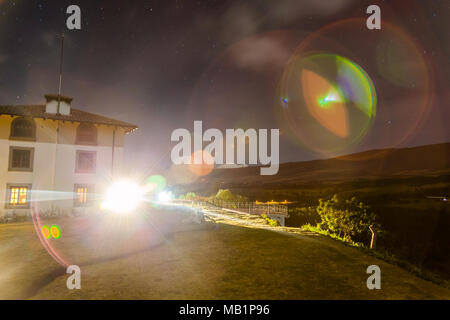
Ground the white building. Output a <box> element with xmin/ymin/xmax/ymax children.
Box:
<box><xmin>0</xmin><ymin>94</ymin><xmax>137</xmax><ymax>218</ymax></box>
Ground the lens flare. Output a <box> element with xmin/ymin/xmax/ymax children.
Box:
<box><xmin>277</xmin><ymin>18</ymin><xmax>433</xmax><ymax>159</ymax></box>
<box><xmin>188</xmin><ymin>150</ymin><xmax>214</xmax><ymax>176</ymax></box>
<box><xmin>142</xmin><ymin>175</ymin><xmax>167</xmax><ymax>193</ymax></box>
<box><xmin>50</xmin><ymin>225</ymin><xmax>61</xmax><ymax>239</ymax></box>
<box><xmin>279</xmin><ymin>53</ymin><xmax>376</xmax><ymax>155</ymax></box>
<box><xmin>157</xmin><ymin>190</ymin><xmax>173</xmax><ymax>203</ymax></box>
<box><xmin>102</xmin><ymin>180</ymin><xmax>144</xmax><ymax>214</ymax></box>
<box><xmin>41</xmin><ymin>225</ymin><xmax>51</xmax><ymax>239</ymax></box>
<box><xmin>318</xmin><ymin>89</ymin><xmax>343</xmax><ymax>108</ymax></box>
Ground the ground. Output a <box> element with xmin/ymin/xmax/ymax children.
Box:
<box><xmin>0</xmin><ymin>204</ymin><xmax>449</xmax><ymax>299</ymax></box>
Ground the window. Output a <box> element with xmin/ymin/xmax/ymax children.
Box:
<box><xmin>74</xmin><ymin>184</ymin><xmax>95</xmax><ymax>207</ymax></box>
<box><xmin>75</xmin><ymin>150</ymin><xmax>96</xmax><ymax>173</ymax></box>
<box><xmin>9</xmin><ymin>147</ymin><xmax>34</xmax><ymax>171</ymax></box>
<box><xmin>5</xmin><ymin>184</ymin><xmax>31</xmax><ymax>208</ymax></box>
<box><xmin>10</xmin><ymin>117</ymin><xmax>36</xmax><ymax>140</ymax></box>
<box><xmin>76</xmin><ymin>123</ymin><xmax>97</xmax><ymax>145</ymax></box>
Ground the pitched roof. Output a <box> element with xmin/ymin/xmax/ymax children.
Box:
<box><xmin>0</xmin><ymin>104</ymin><xmax>138</xmax><ymax>133</ymax></box>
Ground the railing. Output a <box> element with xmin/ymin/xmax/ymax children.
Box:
<box><xmin>187</xmin><ymin>200</ymin><xmax>289</xmax><ymax>217</ymax></box>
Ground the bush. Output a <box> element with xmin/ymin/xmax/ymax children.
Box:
<box><xmin>268</xmin><ymin>219</ymin><xmax>279</xmax><ymax>227</ymax></box>
<box><xmin>302</xmin><ymin>223</ymin><xmax>363</xmax><ymax>247</ymax></box>
<box><xmin>261</xmin><ymin>214</ymin><xmax>280</xmax><ymax>227</ymax></box>
<box><xmin>179</xmin><ymin>192</ymin><xmax>197</xmax><ymax>200</ymax></box>
<box><xmin>214</xmin><ymin>189</ymin><xmax>248</xmax><ymax>202</ymax></box>
<box><xmin>315</xmin><ymin>195</ymin><xmax>381</xmax><ymax>245</ymax></box>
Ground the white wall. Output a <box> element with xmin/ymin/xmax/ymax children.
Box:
<box><xmin>0</xmin><ymin>138</ymin><xmax>124</xmax><ymax>216</ymax></box>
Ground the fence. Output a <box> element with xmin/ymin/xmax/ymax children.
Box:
<box><xmin>188</xmin><ymin>199</ymin><xmax>289</xmax><ymax>217</ymax></box>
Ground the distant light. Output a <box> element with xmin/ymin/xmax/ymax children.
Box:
<box><xmin>157</xmin><ymin>191</ymin><xmax>173</xmax><ymax>203</ymax></box>
<box><xmin>102</xmin><ymin>180</ymin><xmax>144</xmax><ymax>214</ymax></box>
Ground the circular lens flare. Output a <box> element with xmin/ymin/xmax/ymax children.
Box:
<box><xmin>142</xmin><ymin>175</ymin><xmax>167</xmax><ymax>193</ymax></box>
<box><xmin>188</xmin><ymin>150</ymin><xmax>215</xmax><ymax>176</ymax></box>
<box><xmin>277</xmin><ymin>18</ymin><xmax>433</xmax><ymax>160</ymax></box>
<box><xmin>279</xmin><ymin>53</ymin><xmax>376</xmax><ymax>155</ymax></box>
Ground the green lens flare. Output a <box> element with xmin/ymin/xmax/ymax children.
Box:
<box><xmin>335</xmin><ymin>55</ymin><xmax>376</xmax><ymax>117</ymax></box>
<box><xmin>279</xmin><ymin>52</ymin><xmax>377</xmax><ymax>155</ymax></box>
<box><xmin>144</xmin><ymin>175</ymin><xmax>167</xmax><ymax>193</ymax></box>
<box><xmin>50</xmin><ymin>225</ymin><xmax>61</xmax><ymax>239</ymax></box>
<box><xmin>317</xmin><ymin>87</ymin><xmax>344</xmax><ymax>108</ymax></box>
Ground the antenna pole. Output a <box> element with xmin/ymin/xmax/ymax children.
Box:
<box><xmin>57</xmin><ymin>33</ymin><xmax>65</xmax><ymax>113</ymax></box>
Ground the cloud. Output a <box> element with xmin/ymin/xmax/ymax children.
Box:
<box><xmin>220</xmin><ymin>0</ymin><xmax>355</xmax><ymax>44</ymax></box>
<box><xmin>270</xmin><ymin>0</ymin><xmax>355</xmax><ymax>22</ymax></box>
<box><xmin>220</xmin><ymin>0</ymin><xmax>355</xmax><ymax>71</ymax></box>
<box><xmin>221</xmin><ymin>3</ymin><xmax>261</xmax><ymax>43</ymax></box>
<box><xmin>229</xmin><ymin>34</ymin><xmax>292</xmax><ymax>71</ymax></box>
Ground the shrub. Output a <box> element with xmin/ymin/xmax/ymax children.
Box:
<box><xmin>182</xmin><ymin>192</ymin><xmax>197</xmax><ymax>200</ymax></box>
<box><xmin>261</xmin><ymin>214</ymin><xmax>280</xmax><ymax>226</ymax></box>
<box><xmin>268</xmin><ymin>219</ymin><xmax>280</xmax><ymax>227</ymax></box>
<box><xmin>214</xmin><ymin>189</ymin><xmax>248</xmax><ymax>202</ymax></box>
<box><xmin>302</xmin><ymin>223</ymin><xmax>363</xmax><ymax>247</ymax></box>
<box><xmin>315</xmin><ymin>195</ymin><xmax>381</xmax><ymax>245</ymax></box>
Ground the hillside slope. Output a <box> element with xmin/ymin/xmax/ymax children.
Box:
<box><xmin>173</xmin><ymin>143</ymin><xmax>449</xmax><ymax>193</ymax></box>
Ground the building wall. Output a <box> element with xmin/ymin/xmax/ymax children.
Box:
<box><xmin>0</xmin><ymin>115</ymin><xmax>125</xmax><ymax>146</ymax></box>
<box><xmin>0</xmin><ymin>115</ymin><xmax>126</xmax><ymax>216</ymax></box>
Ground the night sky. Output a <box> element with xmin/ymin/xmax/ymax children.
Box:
<box><xmin>0</xmin><ymin>0</ymin><xmax>448</xmax><ymax>175</ymax></box>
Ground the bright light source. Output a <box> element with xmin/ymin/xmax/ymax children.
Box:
<box><xmin>157</xmin><ymin>190</ymin><xmax>173</xmax><ymax>203</ymax></box>
<box><xmin>102</xmin><ymin>180</ymin><xmax>144</xmax><ymax>214</ymax></box>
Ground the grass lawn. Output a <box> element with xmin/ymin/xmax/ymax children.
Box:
<box><xmin>0</xmin><ymin>205</ymin><xmax>449</xmax><ymax>299</ymax></box>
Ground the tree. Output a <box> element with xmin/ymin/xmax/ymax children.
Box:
<box><xmin>215</xmin><ymin>189</ymin><xmax>247</xmax><ymax>201</ymax></box>
<box><xmin>215</xmin><ymin>189</ymin><xmax>235</xmax><ymax>201</ymax></box>
<box><xmin>316</xmin><ymin>195</ymin><xmax>381</xmax><ymax>244</ymax></box>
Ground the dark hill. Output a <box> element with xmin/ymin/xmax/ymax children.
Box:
<box><xmin>175</xmin><ymin>143</ymin><xmax>449</xmax><ymax>192</ymax></box>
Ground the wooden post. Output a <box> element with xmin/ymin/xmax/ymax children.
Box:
<box><xmin>369</xmin><ymin>225</ymin><xmax>377</xmax><ymax>249</ymax></box>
